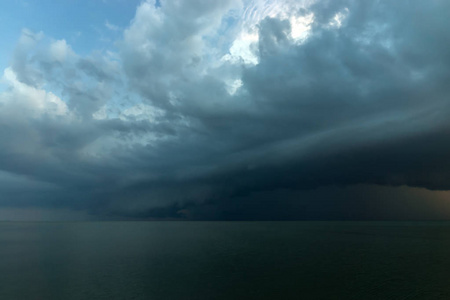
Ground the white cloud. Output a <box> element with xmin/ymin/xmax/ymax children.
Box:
<box><xmin>328</xmin><ymin>7</ymin><xmax>349</xmax><ymax>28</ymax></box>
<box><xmin>92</xmin><ymin>105</ymin><xmax>109</xmax><ymax>120</ymax></box>
<box><xmin>121</xmin><ymin>103</ymin><xmax>164</xmax><ymax>122</ymax></box>
<box><xmin>1</xmin><ymin>67</ymin><xmax>68</xmax><ymax>117</ymax></box>
<box><xmin>105</xmin><ymin>20</ymin><xmax>120</xmax><ymax>31</ymax></box>
<box><xmin>18</xmin><ymin>28</ymin><xmax>44</xmax><ymax>48</ymax></box>
<box><xmin>225</xmin><ymin>79</ymin><xmax>243</xmax><ymax>95</ymax></box>
<box><xmin>290</xmin><ymin>13</ymin><xmax>314</xmax><ymax>40</ymax></box>
<box><xmin>49</xmin><ymin>39</ymin><xmax>72</xmax><ymax>62</ymax></box>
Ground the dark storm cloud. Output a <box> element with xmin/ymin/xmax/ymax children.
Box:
<box><xmin>1</xmin><ymin>0</ymin><xmax>450</xmax><ymax>220</ymax></box>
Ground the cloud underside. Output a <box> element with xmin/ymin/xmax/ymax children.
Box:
<box><xmin>1</xmin><ymin>0</ymin><xmax>450</xmax><ymax>220</ymax></box>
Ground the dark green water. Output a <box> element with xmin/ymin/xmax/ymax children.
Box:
<box><xmin>0</xmin><ymin>222</ymin><xmax>449</xmax><ymax>299</ymax></box>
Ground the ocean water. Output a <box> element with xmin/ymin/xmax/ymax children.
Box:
<box><xmin>0</xmin><ymin>221</ymin><xmax>449</xmax><ymax>299</ymax></box>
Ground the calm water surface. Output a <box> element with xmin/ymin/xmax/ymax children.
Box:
<box><xmin>0</xmin><ymin>221</ymin><xmax>449</xmax><ymax>299</ymax></box>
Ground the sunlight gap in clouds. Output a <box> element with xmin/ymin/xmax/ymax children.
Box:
<box><xmin>223</xmin><ymin>0</ymin><xmax>316</xmax><ymax>66</ymax></box>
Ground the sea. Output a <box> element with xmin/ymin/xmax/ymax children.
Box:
<box><xmin>0</xmin><ymin>221</ymin><xmax>449</xmax><ymax>299</ymax></box>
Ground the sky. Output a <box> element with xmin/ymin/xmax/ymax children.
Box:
<box><xmin>1</xmin><ymin>0</ymin><xmax>450</xmax><ymax>221</ymax></box>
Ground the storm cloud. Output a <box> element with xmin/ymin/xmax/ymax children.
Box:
<box><xmin>1</xmin><ymin>0</ymin><xmax>450</xmax><ymax>220</ymax></box>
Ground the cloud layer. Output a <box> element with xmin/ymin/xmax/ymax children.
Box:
<box><xmin>1</xmin><ymin>0</ymin><xmax>450</xmax><ymax>220</ymax></box>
